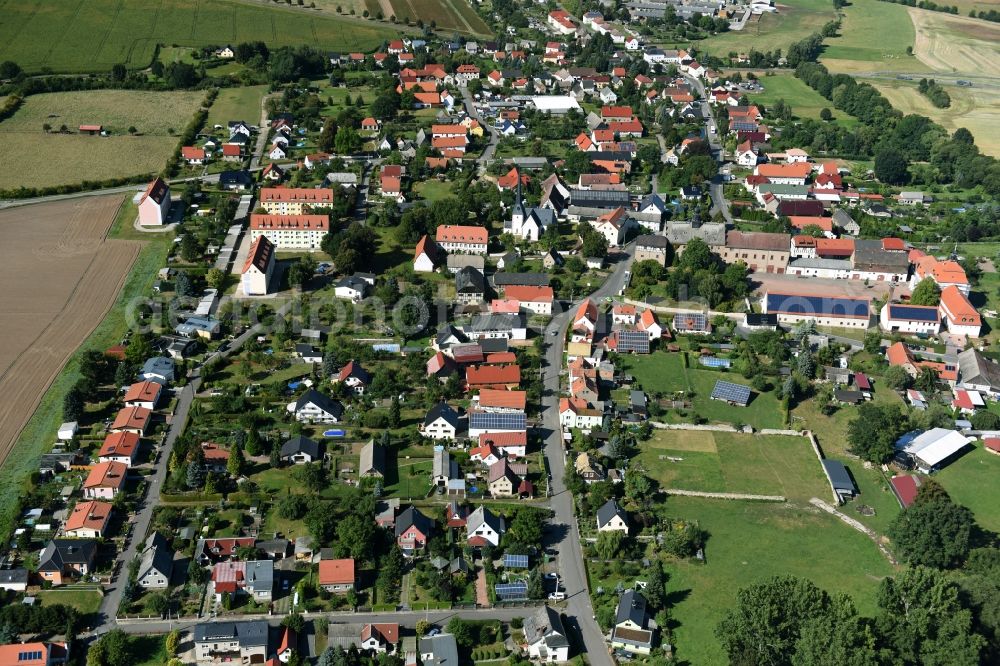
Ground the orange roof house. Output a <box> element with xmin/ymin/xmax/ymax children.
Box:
<box><xmin>476</xmin><ymin>389</ymin><xmax>527</xmax><ymax>411</ymax></box>
<box><xmin>83</xmin><ymin>461</ymin><xmax>128</xmax><ymax>498</ymax></box>
<box><xmin>123</xmin><ymin>380</ymin><xmax>162</xmax><ymax>407</ymax></box>
<box><xmin>99</xmin><ymin>431</ymin><xmax>140</xmax><ymax>464</ymax></box>
<box><xmin>64</xmin><ymin>500</ymin><xmax>113</xmax><ymax>537</ymax></box>
<box><xmin>318</xmin><ymin>558</ymin><xmax>356</xmax><ymax>590</ymax></box>
<box><xmin>466</xmin><ymin>365</ymin><xmax>521</xmax><ymax>390</ymax></box>
<box><xmin>110</xmin><ymin>405</ymin><xmax>151</xmax><ymax>434</ymax></box>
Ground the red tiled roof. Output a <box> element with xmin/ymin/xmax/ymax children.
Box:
<box><xmin>890</xmin><ymin>475</ymin><xmax>920</xmax><ymax>508</ymax></box>
<box><xmin>436</xmin><ymin>225</ymin><xmax>488</xmax><ymax>245</ymax></box>
<box><xmin>259</xmin><ymin>187</ymin><xmax>334</xmax><ymax>205</ymax></box>
<box><xmin>466</xmin><ymin>364</ymin><xmax>521</xmax><ymax>387</ymax></box>
<box><xmin>318</xmin><ymin>558</ymin><xmax>355</xmax><ymax>586</ymax></box>
<box><xmin>111</xmin><ymin>405</ymin><xmax>151</xmax><ymax>431</ymax></box>
<box><xmin>124</xmin><ymin>380</ymin><xmax>161</xmax><ymax>404</ymax></box>
<box><xmin>250</xmin><ymin>214</ymin><xmax>329</xmax><ymax>231</ymax></box>
<box><xmin>65</xmin><ymin>500</ymin><xmax>112</xmax><ymax>533</ymax></box>
<box><xmin>99</xmin><ymin>431</ymin><xmax>140</xmax><ymax>459</ymax></box>
<box><xmin>503</xmin><ymin>285</ymin><xmax>553</xmax><ymax>303</ymax></box>
<box><xmin>84</xmin><ymin>461</ymin><xmax>127</xmax><ymax>490</ymax></box>
<box><xmin>478</xmin><ymin>431</ymin><xmax>527</xmax><ymax>449</ymax></box>
<box><xmin>477</xmin><ymin>389</ymin><xmax>527</xmax><ymax>410</ymax></box>
<box><xmin>939</xmin><ymin>285</ymin><xmax>980</xmax><ymax>326</ymax></box>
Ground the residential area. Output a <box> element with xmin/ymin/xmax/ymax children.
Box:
<box><xmin>0</xmin><ymin>1</ymin><xmax>998</xmax><ymax>665</ymax></box>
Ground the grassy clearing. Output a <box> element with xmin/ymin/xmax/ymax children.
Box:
<box><xmin>0</xmin><ymin>201</ymin><xmax>168</xmax><ymax>549</ymax></box>
<box><xmin>696</xmin><ymin>0</ymin><xmax>837</xmax><ymax>56</ymax></box>
<box><xmin>206</xmin><ymin>85</ymin><xmax>268</xmax><ymax>129</ymax></box>
<box><xmin>792</xmin><ymin>384</ymin><xmax>905</xmax><ymax>534</ymax></box>
<box><xmin>749</xmin><ymin>74</ymin><xmax>858</xmax><ymax>126</ymax></box>
<box><xmin>413</xmin><ymin>179</ymin><xmax>455</xmax><ymax>202</ymax></box>
<box><xmin>637</xmin><ymin>430</ymin><xmax>829</xmax><ymax>502</ymax></box>
<box><xmin>868</xmin><ymin>79</ymin><xmax>1000</xmax><ymax>157</ymax></box>
<box><xmin>821</xmin><ymin>1</ymin><xmax>924</xmax><ymax>73</ymax></box>
<box><xmin>618</xmin><ymin>352</ymin><xmax>786</xmax><ymax>429</ymax></box>
<box><xmin>934</xmin><ymin>442</ymin><xmax>1000</xmax><ymax>533</ymax></box>
<box><xmin>0</xmin><ymin>0</ymin><xmax>398</xmax><ymax>74</ymax></box>
<box><xmin>664</xmin><ymin>496</ymin><xmax>896</xmax><ymax>665</ymax></box>
<box><xmin>0</xmin><ymin>90</ymin><xmax>203</xmax><ymax>190</ymax></box>
<box><xmin>36</xmin><ymin>588</ymin><xmax>104</xmax><ymax>616</ymax></box>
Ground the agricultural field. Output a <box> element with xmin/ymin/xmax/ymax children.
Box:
<box><xmin>0</xmin><ymin>0</ymin><xmax>398</xmax><ymax>74</ymax></box>
<box><xmin>663</xmin><ymin>496</ymin><xmax>897</xmax><ymax>665</ymax></box>
<box><xmin>0</xmin><ymin>195</ymin><xmax>142</xmax><ymax>508</ymax></box>
<box><xmin>748</xmin><ymin>74</ymin><xmax>857</xmax><ymax>126</ymax></box>
<box><xmin>869</xmin><ymin>79</ymin><xmax>1000</xmax><ymax>157</ymax></box>
<box><xmin>635</xmin><ymin>430</ymin><xmax>829</xmax><ymax>502</ymax></box>
<box><xmin>0</xmin><ymin>90</ymin><xmax>204</xmax><ymax>189</ymax></box>
<box><xmin>695</xmin><ymin>0</ymin><xmax>837</xmax><ymax>56</ymax></box>
<box><xmin>311</xmin><ymin>0</ymin><xmax>489</xmax><ymax>33</ymax></box>
<box><xmin>618</xmin><ymin>352</ymin><xmax>786</xmax><ymax>429</ymax></box>
<box><xmin>934</xmin><ymin>441</ymin><xmax>1000</xmax><ymax>533</ymax></box>
<box><xmin>820</xmin><ymin>0</ymin><xmax>924</xmax><ymax>74</ymax></box>
<box><xmin>909</xmin><ymin>7</ymin><xmax>1000</xmax><ymax>76</ymax></box>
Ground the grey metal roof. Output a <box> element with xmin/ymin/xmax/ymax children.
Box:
<box><xmin>788</xmin><ymin>257</ymin><xmax>852</xmax><ymax>271</ymax></box>
<box><xmin>425</xmin><ymin>402</ymin><xmax>461</xmax><ymax>428</ymax></box>
<box><xmin>821</xmin><ymin>459</ymin><xmax>857</xmax><ymax>493</ymax></box>
<box><xmin>137</xmin><ymin>532</ymin><xmax>174</xmax><ymax>582</ymax></box>
<box><xmin>523</xmin><ymin>605</ymin><xmax>569</xmax><ymax>649</ymax></box>
<box><xmin>420</xmin><ymin>633</ymin><xmax>459</xmax><ymax>666</ymax></box>
<box><xmin>493</xmin><ymin>272</ymin><xmax>550</xmax><ymax>287</ymax></box>
<box><xmin>465</xmin><ymin>313</ymin><xmax>525</xmax><ymax>333</ymax></box>
<box><xmin>359</xmin><ymin>441</ymin><xmax>386</xmax><ymax>477</ymax></box>
<box><xmin>635</xmin><ymin>234</ymin><xmax>668</xmax><ymax>250</ymax></box>
<box><xmin>281</xmin><ymin>435</ymin><xmax>321</xmax><ymax>459</ymax></box>
<box><xmin>194</xmin><ymin>620</ymin><xmax>269</xmax><ymax>647</ymax></box>
<box><xmin>456</xmin><ymin>266</ymin><xmax>486</xmax><ymax>294</ymax></box>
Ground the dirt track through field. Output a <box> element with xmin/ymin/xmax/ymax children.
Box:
<box><xmin>0</xmin><ymin>195</ymin><xmax>141</xmax><ymax>467</ymax></box>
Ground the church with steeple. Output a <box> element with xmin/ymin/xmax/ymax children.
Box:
<box><xmin>506</xmin><ymin>169</ymin><xmax>555</xmax><ymax>242</ymax></box>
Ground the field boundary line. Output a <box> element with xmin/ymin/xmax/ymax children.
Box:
<box><xmin>190</xmin><ymin>0</ymin><xmax>202</xmax><ymax>40</ymax></box>
<box><xmin>663</xmin><ymin>489</ymin><xmax>786</xmax><ymax>501</ymax></box>
<box><xmin>809</xmin><ymin>498</ymin><xmax>898</xmax><ymax>564</ymax></box>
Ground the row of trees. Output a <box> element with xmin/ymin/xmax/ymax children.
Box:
<box><xmin>918</xmin><ymin>77</ymin><xmax>951</xmax><ymax>108</ymax></box>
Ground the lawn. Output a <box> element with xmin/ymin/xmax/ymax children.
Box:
<box><xmin>618</xmin><ymin>351</ymin><xmax>786</xmax><ymax>429</ymax></box>
<box><xmin>0</xmin><ymin>0</ymin><xmax>399</xmax><ymax>74</ymax></box>
<box><xmin>0</xmin><ymin>90</ymin><xmax>204</xmax><ymax>190</ymax></box>
<box><xmin>934</xmin><ymin>442</ymin><xmax>1000</xmax><ymax>534</ymax></box>
<box><xmin>636</xmin><ymin>430</ymin><xmax>829</xmax><ymax>502</ymax></box>
<box><xmin>663</xmin><ymin>497</ymin><xmax>897</xmax><ymax>665</ymax></box>
<box><xmin>384</xmin><ymin>457</ymin><xmax>434</xmax><ymax>500</ymax></box>
<box><xmin>694</xmin><ymin>0</ymin><xmax>837</xmax><ymax>56</ymax></box>
<box><xmin>131</xmin><ymin>636</ymin><xmax>169</xmax><ymax>666</ymax></box>
<box><xmin>206</xmin><ymin>86</ymin><xmax>268</xmax><ymax>129</ymax></box>
<box><xmin>820</xmin><ymin>0</ymin><xmax>924</xmax><ymax>74</ymax></box>
<box><xmin>36</xmin><ymin>588</ymin><xmax>104</xmax><ymax>617</ymax></box>
<box><xmin>748</xmin><ymin>74</ymin><xmax>858</xmax><ymax>127</ymax></box>
<box><xmin>413</xmin><ymin>179</ymin><xmax>456</xmax><ymax>203</ymax></box>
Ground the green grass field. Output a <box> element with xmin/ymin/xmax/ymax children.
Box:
<box><xmin>637</xmin><ymin>430</ymin><xmax>829</xmax><ymax>502</ymax></box>
<box><xmin>0</xmin><ymin>0</ymin><xmax>398</xmax><ymax>74</ymax></box>
<box><xmin>618</xmin><ymin>352</ymin><xmax>786</xmax><ymax>429</ymax></box>
<box><xmin>934</xmin><ymin>442</ymin><xmax>1000</xmax><ymax>533</ymax></box>
<box><xmin>0</xmin><ymin>90</ymin><xmax>204</xmax><ymax>189</ymax></box>
<box><xmin>821</xmin><ymin>0</ymin><xmax>923</xmax><ymax>73</ymax></box>
<box><xmin>413</xmin><ymin>179</ymin><xmax>455</xmax><ymax>203</ymax></box>
<box><xmin>36</xmin><ymin>588</ymin><xmax>104</xmax><ymax>616</ymax></box>
<box><xmin>749</xmin><ymin>74</ymin><xmax>858</xmax><ymax>127</ymax></box>
<box><xmin>694</xmin><ymin>0</ymin><xmax>837</xmax><ymax>56</ymax></box>
<box><xmin>664</xmin><ymin>496</ymin><xmax>896</xmax><ymax>665</ymax></box>
<box><xmin>0</xmin><ymin>200</ymin><xmax>169</xmax><ymax>549</ymax></box>
<box><xmin>206</xmin><ymin>85</ymin><xmax>268</xmax><ymax>129</ymax></box>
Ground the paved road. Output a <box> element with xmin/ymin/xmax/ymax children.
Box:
<box><xmin>540</xmin><ymin>245</ymin><xmax>636</xmax><ymax>666</ymax></box>
<box><xmin>683</xmin><ymin>74</ymin><xmax>734</xmax><ymax>225</ymax></box>
<box><xmin>460</xmin><ymin>87</ymin><xmax>500</xmax><ymax>175</ymax></box>
<box><xmin>855</xmin><ymin>71</ymin><xmax>1000</xmax><ymax>89</ymax></box>
<box><xmin>95</xmin><ymin>308</ymin><xmax>289</xmax><ymax>631</ymax></box>
<box><xmin>113</xmin><ymin>607</ymin><xmax>534</xmax><ymax>636</ymax></box>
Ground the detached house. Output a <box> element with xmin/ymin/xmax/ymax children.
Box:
<box><xmin>98</xmin><ymin>431</ymin><xmax>140</xmax><ymax>467</ymax></box>
<box><xmin>138</xmin><ymin>177</ymin><xmax>171</xmax><ymax>226</ymax></box>
<box><xmin>280</xmin><ymin>436</ymin><xmax>321</xmax><ymax>464</ymax></box>
<box><xmin>334</xmin><ymin>360</ymin><xmax>372</xmax><ymax>394</ymax></box>
<box><xmin>610</xmin><ymin>589</ymin><xmax>655</xmax><ymax>655</ymax></box>
<box><xmin>37</xmin><ymin>539</ymin><xmax>97</xmax><ymax>586</ymax></box>
<box><xmin>423</xmin><ymin>403</ymin><xmax>462</xmax><ymax>440</ymax></box>
<box><xmin>64</xmin><ymin>500</ymin><xmax>112</xmax><ymax>539</ymax></box>
<box><xmin>194</xmin><ymin>621</ymin><xmax>269</xmax><ymax>665</ymax></box>
<box><xmin>596</xmin><ymin>499</ymin><xmax>628</xmax><ymax>532</ymax></box>
<box><xmin>318</xmin><ymin>558</ymin><xmax>355</xmax><ymax>593</ymax></box>
<box><xmin>360</xmin><ymin>624</ymin><xmax>399</xmax><ymax>654</ymax></box>
<box><xmin>395</xmin><ymin>506</ymin><xmax>434</xmax><ymax>556</ymax></box>
<box><xmin>83</xmin><ymin>461</ymin><xmax>127</xmax><ymax>499</ymax></box>
<box><xmin>523</xmin><ymin>605</ymin><xmax>571</xmax><ymax>662</ymax></box>
<box><xmin>287</xmin><ymin>389</ymin><xmax>343</xmax><ymax>423</ymax></box>
<box><xmin>466</xmin><ymin>506</ymin><xmax>506</xmax><ymax>547</ymax></box>
<box><xmin>241</xmin><ymin>235</ymin><xmax>276</xmax><ymax>296</ymax></box>
<box><xmin>137</xmin><ymin>532</ymin><xmax>174</xmax><ymax>589</ymax></box>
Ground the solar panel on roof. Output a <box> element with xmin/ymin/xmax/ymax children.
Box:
<box><xmin>469</xmin><ymin>412</ymin><xmax>527</xmax><ymax>431</ymax></box>
<box><xmin>495</xmin><ymin>582</ymin><xmax>528</xmax><ymax>600</ymax></box>
<box><xmin>887</xmin><ymin>305</ymin><xmax>940</xmax><ymax>323</ymax></box>
<box><xmin>699</xmin><ymin>356</ymin><xmax>731</xmax><ymax>368</ymax></box>
<box><xmin>765</xmin><ymin>293</ymin><xmax>869</xmax><ymax>319</ymax></box>
<box><xmin>673</xmin><ymin>312</ymin><xmax>706</xmax><ymax>330</ymax></box>
<box><xmin>503</xmin><ymin>554</ymin><xmax>529</xmax><ymax>569</ymax></box>
<box><xmin>710</xmin><ymin>380</ymin><xmax>751</xmax><ymax>406</ymax></box>
<box><xmin>616</xmin><ymin>331</ymin><xmax>650</xmax><ymax>353</ymax></box>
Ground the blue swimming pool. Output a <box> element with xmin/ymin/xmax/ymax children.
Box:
<box><xmin>323</xmin><ymin>429</ymin><xmax>346</xmax><ymax>437</ymax></box>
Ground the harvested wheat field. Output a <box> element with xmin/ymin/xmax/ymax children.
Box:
<box><xmin>871</xmin><ymin>80</ymin><xmax>1000</xmax><ymax>157</ymax></box>
<box><xmin>910</xmin><ymin>8</ymin><xmax>1000</xmax><ymax>77</ymax></box>
<box><xmin>0</xmin><ymin>195</ymin><xmax>141</xmax><ymax>465</ymax></box>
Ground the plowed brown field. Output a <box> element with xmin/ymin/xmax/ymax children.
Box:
<box><xmin>0</xmin><ymin>195</ymin><xmax>141</xmax><ymax>464</ymax></box>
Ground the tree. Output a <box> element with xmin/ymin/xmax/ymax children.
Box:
<box><xmin>0</xmin><ymin>61</ymin><xmax>22</xmax><ymax>80</ymax></box>
<box><xmin>910</xmin><ymin>277</ymin><xmax>941</xmax><ymax>306</ymax></box>
<box><xmin>63</xmin><ymin>386</ymin><xmax>85</xmax><ymax>421</ymax></box>
<box><xmin>227</xmin><ymin>444</ymin><xmax>246</xmax><ymax>477</ymax></box>
<box><xmin>282</xmin><ymin>612</ymin><xmax>306</xmax><ymax>633</ymax></box>
<box><xmin>389</xmin><ymin>395</ymin><xmax>401</xmax><ymax>428</ymax></box>
<box><xmin>278</xmin><ymin>495</ymin><xmax>308</xmax><ymax>520</ymax></box>
<box><xmin>92</xmin><ymin>629</ymin><xmax>131</xmax><ymax>666</ymax></box>
<box><xmin>165</xmin><ymin>629</ymin><xmax>180</xmax><ymax>657</ymax></box>
<box><xmin>847</xmin><ymin>403</ymin><xmax>908</xmax><ymax>463</ymax></box>
<box><xmin>206</xmin><ymin>268</ymin><xmax>226</xmax><ymax>290</ymax></box>
<box><xmin>185</xmin><ymin>460</ymin><xmax>206</xmax><ymax>489</ymax></box>
<box><xmin>110</xmin><ymin>63</ymin><xmax>127</xmax><ymax>82</ymax></box>
<box><xmin>447</xmin><ymin>618</ymin><xmax>475</xmax><ymax>647</ymax></box>
<box><xmin>147</xmin><ymin>592</ymin><xmax>170</xmax><ymax>616</ymax></box>
<box><xmin>863</xmin><ymin>330</ymin><xmax>882</xmax><ymax>355</ymax></box>
<box><xmin>715</xmin><ymin>576</ymin><xmax>832</xmax><ymax>666</ymax></box>
<box><xmin>874</xmin><ymin>146</ymin><xmax>910</xmax><ymax>185</ymax></box>
<box><xmin>887</xmin><ymin>482</ymin><xmax>974</xmax><ymax>568</ymax></box>
<box><xmin>970</xmin><ymin>410</ymin><xmax>1000</xmax><ymax>431</ymax></box>
<box><xmin>625</xmin><ymin>468</ymin><xmax>654</xmax><ymax>509</ymax></box>
<box><xmin>819</xmin><ymin>107</ymin><xmax>833</xmax><ymax>121</ymax></box>
<box><xmin>376</xmin><ymin>546</ymin><xmax>405</xmax><ymax>601</ymax></box>
<box><xmin>174</xmin><ymin>270</ymin><xmax>194</xmax><ymax>298</ymax></box>
<box><xmin>527</xmin><ymin>567</ymin><xmax>545</xmax><ymax>599</ymax></box>
<box><xmin>318</xmin><ymin>118</ymin><xmax>338</xmax><ymax>153</ymax></box>
<box><xmin>507</xmin><ymin>507</ymin><xmax>545</xmax><ymax>548</ymax></box>
<box><xmin>914</xmin><ymin>366</ymin><xmax>939</xmax><ymax>393</ymax></box>
<box><xmin>883</xmin><ymin>365</ymin><xmax>913</xmax><ymax>391</ymax></box>
<box><xmin>595</xmin><ymin>531</ymin><xmax>624</xmax><ymax>560</ymax></box>
<box><xmin>293</xmin><ymin>462</ymin><xmax>327</xmax><ymax>492</ymax></box>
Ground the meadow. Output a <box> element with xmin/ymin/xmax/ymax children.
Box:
<box><xmin>0</xmin><ymin>90</ymin><xmax>203</xmax><ymax>189</ymax></box>
<box><xmin>694</xmin><ymin>0</ymin><xmax>837</xmax><ymax>56</ymax></box>
<box><xmin>748</xmin><ymin>74</ymin><xmax>858</xmax><ymax>126</ymax></box>
<box><xmin>618</xmin><ymin>351</ymin><xmax>786</xmax><ymax>429</ymax></box>
<box><xmin>820</xmin><ymin>0</ymin><xmax>923</xmax><ymax>73</ymax></box>
<box><xmin>934</xmin><ymin>441</ymin><xmax>1000</xmax><ymax>533</ymax></box>
<box><xmin>663</xmin><ymin>496</ymin><xmax>897</xmax><ymax>665</ymax></box>
<box><xmin>636</xmin><ymin>430</ymin><xmax>829</xmax><ymax>502</ymax></box>
<box><xmin>205</xmin><ymin>85</ymin><xmax>268</xmax><ymax>129</ymax></box>
<box><xmin>0</xmin><ymin>0</ymin><xmax>397</xmax><ymax>74</ymax></box>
